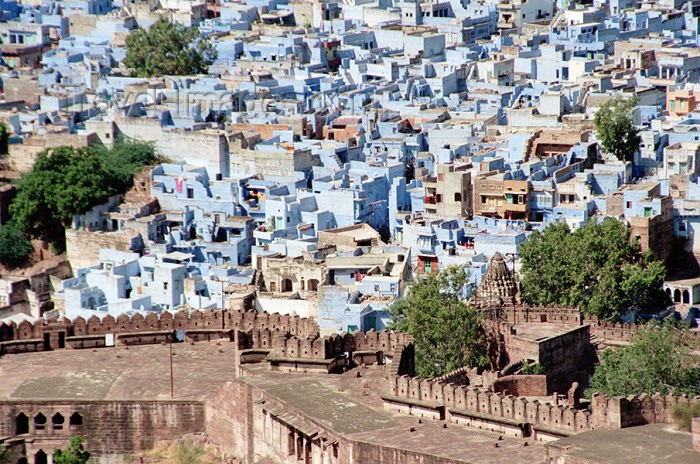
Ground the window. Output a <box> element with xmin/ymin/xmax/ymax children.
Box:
<box><xmin>438</xmin><ymin>174</ymin><xmax>444</xmax><ymax>181</ymax></box>
<box><xmin>481</xmin><ymin>196</ymin><xmax>486</xmax><ymax>204</ymax></box>
<box><xmin>34</xmin><ymin>413</ymin><xmax>47</xmax><ymax>431</ymax></box>
<box><xmin>454</xmin><ymin>192</ymin><xmax>462</xmax><ymax>202</ymax></box>
<box><xmin>679</xmin><ymin>223</ymin><xmax>687</xmax><ymax>232</ymax></box>
<box><xmin>374</xmin><ymin>285</ymin><xmax>380</xmax><ymax>292</ymax></box>
<box><xmin>626</xmin><ymin>201</ymin><xmax>632</xmax><ymax>208</ymax></box>
<box><xmin>164</xmin><ymin>282</ymin><xmax>169</xmax><ymax>290</ymax></box>
<box><xmin>52</xmin><ymin>413</ymin><xmax>64</xmax><ymax>430</ymax></box>
<box><xmin>436</xmin><ymin>194</ymin><xmax>443</xmax><ymax>203</ymax></box>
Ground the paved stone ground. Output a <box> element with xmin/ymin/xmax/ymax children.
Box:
<box><xmin>0</xmin><ymin>342</ymin><xmax>238</xmax><ymax>401</ymax></box>
<box><xmin>546</xmin><ymin>424</ymin><xmax>697</xmax><ymax>464</ymax></box>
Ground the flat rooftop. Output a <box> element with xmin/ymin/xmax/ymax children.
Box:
<box><xmin>511</xmin><ymin>323</ymin><xmax>585</xmax><ymax>342</ymax></box>
<box><xmin>0</xmin><ymin>343</ymin><xmax>239</xmax><ymax>401</ymax></box>
<box><xmin>546</xmin><ymin>424</ymin><xmax>697</xmax><ymax>464</ymax></box>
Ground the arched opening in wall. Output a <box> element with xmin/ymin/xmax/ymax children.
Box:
<box><xmin>683</xmin><ymin>289</ymin><xmax>690</xmax><ymax>304</ymax></box>
<box><xmin>308</xmin><ymin>279</ymin><xmax>319</xmax><ymax>292</ymax></box>
<box><xmin>69</xmin><ymin>413</ymin><xmax>83</xmax><ymax>429</ymax></box>
<box><xmin>52</xmin><ymin>413</ymin><xmax>64</xmax><ymax>430</ymax></box>
<box><xmin>674</xmin><ymin>289</ymin><xmax>681</xmax><ymax>303</ymax></box>
<box><xmin>666</xmin><ymin>288</ymin><xmax>672</xmax><ymax>299</ymax></box>
<box><xmin>287</xmin><ymin>431</ymin><xmax>295</xmax><ymax>456</ymax></box>
<box><xmin>34</xmin><ymin>413</ymin><xmax>46</xmax><ymax>431</ymax></box>
<box><xmin>34</xmin><ymin>450</ymin><xmax>47</xmax><ymax>464</ymax></box>
<box><xmin>282</xmin><ymin>278</ymin><xmax>293</xmax><ymax>293</ymax></box>
<box><xmin>15</xmin><ymin>413</ymin><xmax>29</xmax><ymax>435</ymax></box>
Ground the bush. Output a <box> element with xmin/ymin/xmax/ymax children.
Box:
<box><xmin>521</xmin><ymin>363</ymin><xmax>544</xmax><ymax>375</ymax></box>
<box><xmin>54</xmin><ymin>436</ymin><xmax>90</xmax><ymax>464</ymax></box>
<box><xmin>174</xmin><ymin>439</ymin><xmax>205</xmax><ymax>464</ymax></box>
<box><xmin>0</xmin><ymin>221</ymin><xmax>33</xmax><ymax>268</ymax></box>
<box><xmin>670</xmin><ymin>402</ymin><xmax>700</xmax><ymax>431</ymax></box>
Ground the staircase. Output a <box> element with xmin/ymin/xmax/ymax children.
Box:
<box><xmin>589</xmin><ymin>333</ymin><xmax>607</xmax><ymax>351</ymax></box>
<box><xmin>330</xmin><ymin>152</ymin><xmax>343</xmax><ymax>168</ymax></box>
<box><xmin>254</xmin><ymin>269</ymin><xmax>265</xmax><ymax>291</ymax></box>
<box><xmin>550</xmin><ymin>9</ymin><xmax>566</xmax><ymax>31</ymax></box>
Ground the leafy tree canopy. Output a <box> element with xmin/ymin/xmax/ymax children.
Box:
<box><xmin>519</xmin><ymin>219</ymin><xmax>670</xmax><ymax>320</ymax></box>
<box><xmin>594</xmin><ymin>97</ymin><xmax>641</xmax><ymax>162</ymax></box>
<box><xmin>54</xmin><ymin>436</ymin><xmax>90</xmax><ymax>464</ymax></box>
<box><xmin>388</xmin><ymin>266</ymin><xmax>488</xmax><ymax>378</ymax></box>
<box><xmin>9</xmin><ymin>141</ymin><xmax>157</xmax><ymax>252</ymax></box>
<box><xmin>0</xmin><ymin>221</ymin><xmax>34</xmax><ymax>268</ymax></box>
<box><xmin>587</xmin><ymin>324</ymin><xmax>700</xmax><ymax>397</ymax></box>
<box><xmin>124</xmin><ymin>18</ymin><xmax>217</xmax><ymax>78</ymax></box>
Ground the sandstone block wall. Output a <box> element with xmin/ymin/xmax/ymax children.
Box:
<box><xmin>384</xmin><ymin>373</ymin><xmax>700</xmax><ymax>435</ymax></box>
<box><xmin>0</xmin><ymin>309</ymin><xmax>319</xmax><ymax>354</ymax></box>
<box><xmin>0</xmin><ymin>400</ymin><xmax>204</xmax><ymax>463</ymax></box>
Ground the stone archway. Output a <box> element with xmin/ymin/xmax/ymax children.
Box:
<box><xmin>282</xmin><ymin>278</ymin><xmax>293</xmax><ymax>293</ymax></box>
<box><xmin>34</xmin><ymin>450</ymin><xmax>47</xmax><ymax>464</ymax></box>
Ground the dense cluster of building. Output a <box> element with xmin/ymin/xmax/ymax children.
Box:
<box><xmin>2</xmin><ymin>0</ymin><xmax>700</xmax><ymax>329</ymax></box>
<box><xmin>1</xmin><ymin>0</ymin><xmax>700</xmax><ymax>463</ymax></box>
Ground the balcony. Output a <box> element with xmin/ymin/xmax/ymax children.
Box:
<box><xmin>504</xmin><ymin>203</ymin><xmax>528</xmax><ymax>213</ymax></box>
<box><xmin>424</xmin><ymin>196</ymin><xmax>437</xmax><ymax>205</ymax></box>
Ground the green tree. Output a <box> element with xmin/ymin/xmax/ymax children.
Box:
<box><xmin>519</xmin><ymin>219</ymin><xmax>670</xmax><ymax>320</ymax></box>
<box><xmin>54</xmin><ymin>436</ymin><xmax>90</xmax><ymax>464</ymax></box>
<box><xmin>594</xmin><ymin>97</ymin><xmax>641</xmax><ymax>162</ymax></box>
<box><xmin>124</xmin><ymin>18</ymin><xmax>217</xmax><ymax>77</ymax></box>
<box><xmin>388</xmin><ymin>266</ymin><xmax>488</xmax><ymax>378</ymax></box>
<box><xmin>587</xmin><ymin>324</ymin><xmax>700</xmax><ymax>397</ymax></box>
<box><xmin>98</xmin><ymin>139</ymin><xmax>157</xmax><ymax>192</ymax></box>
<box><xmin>0</xmin><ymin>221</ymin><xmax>33</xmax><ymax>268</ymax></box>
<box><xmin>10</xmin><ymin>147</ymin><xmax>113</xmax><ymax>251</ymax></box>
<box><xmin>8</xmin><ymin>141</ymin><xmax>156</xmax><ymax>253</ymax></box>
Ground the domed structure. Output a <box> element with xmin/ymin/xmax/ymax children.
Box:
<box><xmin>474</xmin><ymin>252</ymin><xmax>517</xmax><ymax>306</ymax></box>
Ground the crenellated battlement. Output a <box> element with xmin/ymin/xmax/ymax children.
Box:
<box><xmin>491</xmin><ymin>305</ymin><xmax>700</xmax><ymax>345</ymax></box>
<box><xmin>234</xmin><ymin>326</ymin><xmax>415</xmax><ymax>373</ymax></box>
<box><xmin>0</xmin><ymin>309</ymin><xmax>319</xmax><ymax>355</ymax></box>
<box><xmin>382</xmin><ymin>372</ymin><xmax>700</xmax><ymax>440</ymax></box>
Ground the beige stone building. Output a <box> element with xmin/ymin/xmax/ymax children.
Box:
<box><xmin>424</xmin><ymin>163</ymin><xmax>472</xmax><ymax>218</ymax></box>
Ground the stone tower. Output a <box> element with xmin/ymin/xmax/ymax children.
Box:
<box><xmin>474</xmin><ymin>252</ymin><xmax>518</xmax><ymax>306</ymax></box>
